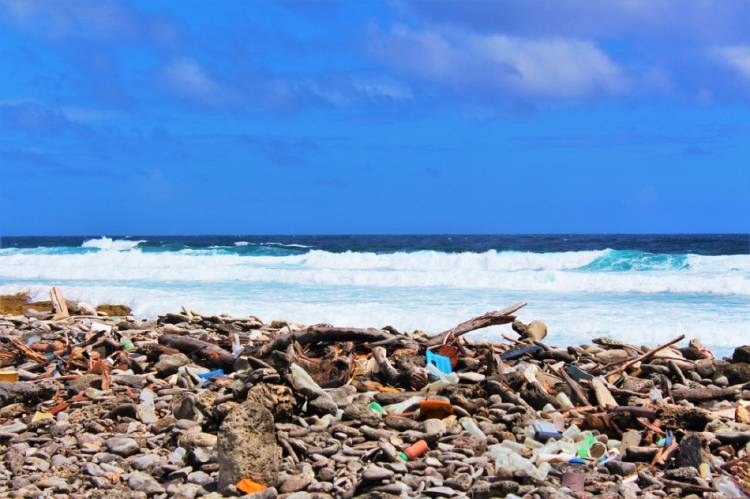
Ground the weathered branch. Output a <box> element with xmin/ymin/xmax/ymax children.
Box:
<box><xmin>426</xmin><ymin>302</ymin><xmax>527</xmax><ymax>346</ymax></box>
<box><xmin>255</xmin><ymin>325</ymin><xmax>396</xmax><ymax>358</ymax></box>
<box><xmin>372</xmin><ymin>346</ymin><xmax>399</xmax><ymax>384</ymax></box>
<box><xmin>158</xmin><ymin>334</ymin><xmax>234</xmax><ymax>370</ymax></box>
<box><xmin>607</xmin><ymin>334</ymin><xmax>685</xmax><ymax>376</ymax></box>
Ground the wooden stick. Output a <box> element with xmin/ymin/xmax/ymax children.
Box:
<box><xmin>558</xmin><ymin>367</ymin><xmax>591</xmax><ymax>406</ymax></box>
<box><xmin>425</xmin><ymin>302</ymin><xmax>527</xmax><ymax>346</ymax></box>
<box><xmin>607</xmin><ymin>334</ymin><xmax>685</xmax><ymax>376</ymax></box>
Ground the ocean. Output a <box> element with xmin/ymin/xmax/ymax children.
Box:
<box><xmin>1</xmin><ymin>234</ymin><xmax>748</xmax><ymax>354</ymax></box>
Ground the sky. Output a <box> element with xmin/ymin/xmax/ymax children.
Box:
<box><xmin>0</xmin><ymin>0</ymin><xmax>749</xmax><ymax>235</ymax></box>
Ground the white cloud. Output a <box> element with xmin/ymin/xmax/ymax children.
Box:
<box><xmin>161</xmin><ymin>59</ymin><xmax>222</xmax><ymax>104</ymax></box>
<box><xmin>370</xmin><ymin>26</ymin><xmax>627</xmax><ymax>99</ymax></box>
<box><xmin>714</xmin><ymin>45</ymin><xmax>750</xmax><ymax>82</ymax></box>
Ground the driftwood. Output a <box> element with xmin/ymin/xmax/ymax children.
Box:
<box><xmin>607</xmin><ymin>334</ymin><xmax>686</xmax><ymax>376</ymax></box>
<box><xmin>426</xmin><ymin>302</ymin><xmax>527</xmax><ymax>346</ymax></box>
<box><xmin>671</xmin><ymin>386</ymin><xmax>740</xmax><ymax>402</ymax></box>
<box><xmin>50</xmin><ymin>287</ymin><xmax>69</xmax><ymax>320</ymax></box>
<box><xmin>591</xmin><ymin>377</ymin><xmax>618</xmax><ymax>408</ymax></box>
<box><xmin>0</xmin><ymin>380</ymin><xmax>57</xmax><ymax>406</ymax></box>
<box><xmin>159</xmin><ymin>334</ymin><xmax>234</xmax><ymax>370</ymax></box>
<box><xmin>255</xmin><ymin>325</ymin><xmax>396</xmax><ymax>358</ymax></box>
<box><xmin>558</xmin><ymin>366</ymin><xmax>591</xmax><ymax>406</ymax></box>
<box><xmin>372</xmin><ymin>346</ymin><xmax>399</xmax><ymax>384</ymax></box>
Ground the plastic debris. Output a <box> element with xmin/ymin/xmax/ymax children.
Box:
<box><xmin>0</xmin><ymin>369</ymin><xmax>19</xmax><ymax>382</ymax></box>
<box><xmin>198</xmin><ymin>368</ymin><xmax>225</xmax><ymax>380</ymax></box>
<box><xmin>400</xmin><ymin>439</ymin><xmax>429</xmax><ymax>461</ymax></box>
<box><xmin>235</xmin><ymin>478</ymin><xmax>267</xmax><ymax>494</ymax></box>
<box><xmin>368</xmin><ymin>401</ymin><xmax>385</xmax><ymax>415</ymax></box>
<box><xmin>419</xmin><ymin>399</ymin><xmax>453</xmax><ymax>419</ymax></box>
<box><xmin>533</xmin><ymin>420</ymin><xmax>562</xmax><ymax>442</ymax></box>
<box><xmin>426</xmin><ymin>349</ymin><xmax>453</xmax><ymax>375</ymax></box>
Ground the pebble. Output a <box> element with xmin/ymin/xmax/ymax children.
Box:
<box><xmin>105</xmin><ymin>437</ymin><xmax>139</xmax><ymax>457</ymax></box>
<box><xmin>128</xmin><ymin>471</ymin><xmax>166</xmax><ymax>494</ymax></box>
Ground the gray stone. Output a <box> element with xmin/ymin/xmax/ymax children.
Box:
<box><xmin>106</xmin><ymin>436</ymin><xmax>139</xmax><ymax>457</ymax></box>
<box><xmin>128</xmin><ymin>453</ymin><xmax>162</xmax><ymax>472</ymax></box>
<box><xmin>733</xmin><ymin>345</ymin><xmax>750</xmax><ymax>363</ymax></box>
<box><xmin>168</xmin><ymin>482</ymin><xmax>203</xmax><ymax>499</ymax></box>
<box><xmin>187</xmin><ymin>470</ymin><xmax>213</xmax><ymax>486</ymax></box>
<box><xmin>36</xmin><ymin>476</ymin><xmax>69</xmax><ymax>492</ymax></box>
<box><xmin>217</xmin><ymin>398</ymin><xmax>280</xmax><ymax>492</ymax></box>
<box><xmin>128</xmin><ymin>471</ymin><xmax>166</xmax><ymax>495</ymax></box>
<box><xmin>0</xmin><ymin>421</ymin><xmax>27</xmax><ymax>434</ymax></box>
<box><xmin>155</xmin><ymin>353</ymin><xmax>191</xmax><ymax>376</ymax></box>
<box><xmin>605</xmin><ymin>460</ymin><xmax>637</xmax><ymax>476</ymax></box>
<box><xmin>178</xmin><ymin>431</ymin><xmax>217</xmax><ymax>450</ymax></box>
<box><xmin>362</xmin><ymin>464</ymin><xmax>394</xmax><ymax>482</ymax></box>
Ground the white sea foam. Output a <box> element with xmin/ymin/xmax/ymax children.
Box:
<box><xmin>234</xmin><ymin>241</ymin><xmax>249</xmax><ymax>246</ymax></box>
<box><xmin>81</xmin><ymin>237</ymin><xmax>144</xmax><ymax>251</ymax></box>
<box><xmin>0</xmin><ymin>249</ymin><xmax>748</xmax><ymax>294</ymax></box>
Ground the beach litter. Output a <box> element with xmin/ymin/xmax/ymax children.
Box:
<box><xmin>0</xmin><ymin>288</ymin><xmax>748</xmax><ymax>497</ymax></box>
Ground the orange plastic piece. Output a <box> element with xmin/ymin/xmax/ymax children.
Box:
<box><xmin>404</xmin><ymin>439</ymin><xmax>429</xmax><ymax>460</ymax></box>
<box><xmin>236</xmin><ymin>479</ymin><xmax>267</xmax><ymax>494</ymax></box>
<box><xmin>419</xmin><ymin>399</ymin><xmax>453</xmax><ymax>419</ymax></box>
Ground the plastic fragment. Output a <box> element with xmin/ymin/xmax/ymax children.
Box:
<box><xmin>32</xmin><ymin>411</ymin><xmax>54</xmax><ymax>423</ymax></box>
<box><xmin>198</xmin><ymin>369</ymin><xmax>224</xmax><ymax>380</ymax></box>
<box><xmin>235</xmin><ymin>479</ymin><xmax>267</xmax><ymax>493</ymax></box>
<box><xmin>577</xmin><ymin>434</ymin><xmax>597</xmax><ymax>458</ymax></box>
<box><xmin>401</xmin><ymin>439</ymin><xmax>429</xmax><ymax>460</ymax></box>
<box><xmin>461</xmin><ymin>417</ymin><xmax>487</xmax><ymax>441</ymax></box>
<box><xmin>500</xmin><ymin>344</ymin><xmax>543</xmax><ymax>361</ymax></box>
<box><xmin>368</xmin><ymin>401</ymin><xmax>385</xmax><ymax>415</ymax></box>
<box><xmin>0</xmin><ymin>369</ymin><xmax>19</xmax><ymax>382</ymax></box>
<box><xmin>120</xmin><ymin>336</ymin><xmax>135</xmax><ymax>350</ymax></box>
<box><xmin>533</xmin><ymin>421</ymin><xmax>562</xmax><ymax>442</ymax></box>
<box><xmin>426</xmin><ymin>350</ymin><xmax>453</xmax><ymax>375</ymax></box>
<box><xmin>419</xmin><ymin>399</ymin><xmax>453</xmax><ymax>419</ymax></box>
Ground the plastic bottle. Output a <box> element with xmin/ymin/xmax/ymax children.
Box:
<box><xmin>460</xmin><ymin>417</ymin><xmax>487</xmax><ymax>441</ymax></box>
<box><xmin>400</xmin><ymin>440</ymin><xmax>429</xmax><ymax>461</ymax></box>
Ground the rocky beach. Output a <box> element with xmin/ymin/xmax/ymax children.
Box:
<box><xmin>0</xmin><ymin>289</ymin><xmax>749</xmax><ymax>498</ymax></box>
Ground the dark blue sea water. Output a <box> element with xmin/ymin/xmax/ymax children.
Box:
<box><xmin>2</xmin><ymin>234</ymin><xmax>748</xmax><ymax>255</ymax></box>
<box><xmin>1</xmin><ymin>234</ymin><xmax>748</xmax><ymax>353</ymax></box>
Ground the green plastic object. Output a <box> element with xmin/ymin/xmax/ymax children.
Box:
<box><xmin>368</xmin><ymin>401</ymin><xmax>385</xmax><ymax>415</ymax></box>
<box><xmin>577</xmin><ymin>434</ymin><xmax>596</xmax><ymax>458</ymax></box>
<box><xmin>120</xmin><ymin>337</ymin><xmax>135</xmax><ymax>350</ymax></box>
<box><xmin>399</xmin><ymin>452</ymin><xmax>409</xmax><ymax>461</ymax></box>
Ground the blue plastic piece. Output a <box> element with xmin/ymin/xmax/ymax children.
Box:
<box><xmin>198</xmin><ymin>369</ymin><xmax>225</xmax><ymax>379</ymax></box>
<box><xmin>568</xmin><ymin>457</ymin><xmax>586</xmax><ymax>464</ymax></box>
<box><xmin>426</xmin><ymin>350</ymin><xmax>453</xmax><ymax>375</ymax></box>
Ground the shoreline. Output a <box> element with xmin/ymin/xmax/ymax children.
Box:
<box><xmin>0</xmin><ymin>290</ymin><xmax>749</xmax><ymax>496</ymax></box>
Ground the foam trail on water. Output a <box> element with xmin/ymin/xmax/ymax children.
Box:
<box><xmin>81</xmin><ymin>237</ymin><xmax>144</xmax><ymax>251</ymax></box>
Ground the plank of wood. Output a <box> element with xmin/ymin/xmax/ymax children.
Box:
<box><xmin>591</xmin><ymin>376</ymin><xmax>618</xmax><ymax>408</ymax></box>
<box><xmin>50</xmin><ymin>287</ymin><xmax>69</xmax><ymax>319</ymax></box>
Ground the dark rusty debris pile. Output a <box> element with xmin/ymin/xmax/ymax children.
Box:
<box><xmin>0</xmin><ymin>289</ymin><xmax>749</xmax><ymax>498</ymax></box>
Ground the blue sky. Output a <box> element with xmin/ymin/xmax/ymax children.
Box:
<box><xmin>0</xmin><ymin>0</ymin><xmax>748</xmax><ymax>235</ymax></box>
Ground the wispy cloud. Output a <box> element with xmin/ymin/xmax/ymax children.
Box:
<box><xmin>160</xmin><ymin>58</ymin><xmax>226</xmax><ymax>105</ymax></box>
<box><xmin>369</xmin><ymin>26</ymin><xmax>626</xmax><ymax>99</ymax></box>
<box><xmin>713</xmin><ymin>45</ymin><xmax>750</xmax><ymax>83</ymax></box>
